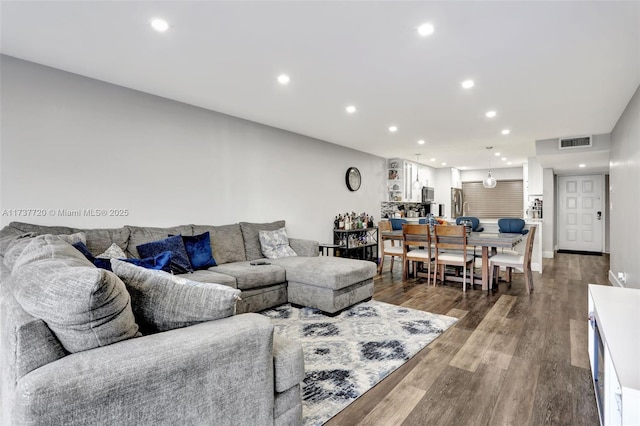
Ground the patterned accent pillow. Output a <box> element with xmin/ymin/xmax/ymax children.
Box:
<box><xmin>96</xmin><ymin>243</ymin><xmax>127</xmax><ymax>259</ymax></box>
<box><xmin>258</xmin><ymin>228</ymin><xmax>298</xmax><ymax>259</ymax></box>
<box><xmin>137</xmin><ymin>235</ymin><xmax>193</xmax><ymax>274</ymax></box>
<box><xmin>111</xmin><ymin>259</ymin><xmax>241</xmax><ymax>334</ymax></box>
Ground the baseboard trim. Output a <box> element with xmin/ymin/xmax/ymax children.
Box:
<box><xmin>543</xmin><ymin>250</ymin><xmax>554</xmax><ymax>259</ymax></box>
<box><xmin>531</xmin><ymin>262</ymin><xmax>542</xmax><ymax>273</ymax></box>
<box><xmin>609</xmin><ymin>270</ymin><xmax>624</xmax><ymax>288</ymax></box>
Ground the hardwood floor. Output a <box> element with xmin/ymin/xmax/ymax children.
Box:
<box><xmin>326</xmin><ymin>253</ymin><xmax>609</xmax><ymax>426</ymax></box>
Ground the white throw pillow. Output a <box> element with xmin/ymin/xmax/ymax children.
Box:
<box><xmin>96</xmin><ymin>243</ymin><xmax>127</xmax><ymax>259</ymax></box>
<box><xmin>258</xmin><ymin>227</ymin><xmax>297</xmax><ymax>259</ymax></box>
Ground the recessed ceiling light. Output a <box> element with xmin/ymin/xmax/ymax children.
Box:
<box><xmin>277</xmin><ymin>74</ymin><xmax>290</xmax><ymax>85</ymax></box>
<box><xmin>507</xmin><ymin>162</ymin><xmax>512</xmax><ymax>165</ymax></box>
<box><xmin>501</xmin><ymin>129</ymin><xmax>510</xmax><ymax>135</ymax></box>
<box><xmin>501</xmin><ymin>157</ymin><xmax>507</xmax><ymax>161</ymax></box>
<box><xmin>417</xmin><ymin>22</ymin><xmax>434</xmax><ymax>37</ymax></box>
<box><xmin>441</xmin><ymin>162</ymin><xmax>447</xmax><ymax>166</ymax></box>
<box><xmin>417</xmin><ymin>139</ymin><xmax>425</xmax><ymax>145</ymax></box>
<box><xmin>486</xmin><ymin>110</ymin><xmax>497</xmax><ymax>118</ymax></box>
<box><xmin>579</xmin><ymin>163</ymin><xmax>586</xmax><ymax>168</ymax></box>
<box><xmin>346</xmin><ymin>105</ymin><xmax>357</xmax><ymax>114</ymax></box>
<box><xmin>430</xmin><ymin>158</ymin><xmax>436</xmax><ymax>162</ymax></box>
<box><xmin>495</xmin><ymin>152</ymin><xmax>501</xmax><ymax>156</ymax></box>
<box><xmin>461</xmin><ymin>80</ymin><xmax>474</xmax><ymax>89</ymax></box>
<box><xmin>150</xmin><ymin>18</ymin><xmax>169</xmax><ymax>32</ymax></box>
<box><xmin>389</xmin><ymin>125</ymin><xmax>397</xmax><ymax>133</ymax></box>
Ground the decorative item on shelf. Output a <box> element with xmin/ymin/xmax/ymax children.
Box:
<box><xmin>413</xmin><ymin>153</ymin><xmax>422</xmax><ymax>190</ymax></box>
<box><xmin>482</xmin><ymin>147</ymin><xmax>497</xmax><ymax>189</ymax></box>
<box><xmin>333</xmin><ymin>212</ymin><xmax>374</xmax><ymax>230</ymax></box>
<box><xmin>388</xmin><ymin>170</ymin><xmax>399</xmax><ymax>180</ymax></box>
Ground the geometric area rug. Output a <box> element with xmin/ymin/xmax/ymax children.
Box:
<box><xmin>260</xmin><ymin>301</ymin><xmax>458</xmax><ymax>425</ymax></box>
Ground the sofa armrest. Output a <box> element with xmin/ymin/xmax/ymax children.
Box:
<box><xmin>273</xmin><ymin>335</ymin><xmax>304</xmax><ymax>392</ymax></box>
<box><xmin>14</xmin><ymin>314</ymin><xmax>275</xmax><ymax>426</ymax></box>
<box><xmin>289</xmin><ymin>238</ymin><xmax>319</xmax><ymax>257</ymax></box>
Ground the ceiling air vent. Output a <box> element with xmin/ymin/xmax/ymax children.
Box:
<box><xmin>559</xmin><ymin>136</ymin><xmax>592</xmax><ymax>149</ymax></box>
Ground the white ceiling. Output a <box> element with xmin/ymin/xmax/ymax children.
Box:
<box><xmin>1</xmin><ymin>1</ymin><xmax>639</xmax><ymax>174</ymax></box>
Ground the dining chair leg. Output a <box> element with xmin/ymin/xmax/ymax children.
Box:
<box><xmin>462</xmin><ymin>264</ymin><xmax>467</xmax><ymax>292</ymax></box>
<box><xmin>402</xmin><ymin>258</ymin><xmax>407</xmax><ymax>281</ymax></box>
<box><xmin>528</xmin><ymin>269</ymin><xmax>534</xmax><ymax>292</ymax></box>
<box><xmin>524</xmin><ymin>268</ymin><xmax>532</xmax><ymax>293</ymax></box>
<box><xmin>489</xmin><ymin>262</ymin><xmax>494</xmax><ymax>292</ymax></box>
<box><xmin>378</xmin><ymin>255</ymin><xmax>384</xmax><ymax>275</ymax></box>
<box><xmin>390</xmin><ymin>255</ymin><xmax>394</xmax><ymax>273</ymax></box>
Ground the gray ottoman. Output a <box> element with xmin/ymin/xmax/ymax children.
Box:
<box><xmin>279</xmin><ymin>257</ymin><xmax>376</xmax><ymax>315</ymax></box>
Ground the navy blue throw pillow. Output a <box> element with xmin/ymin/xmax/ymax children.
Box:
<box><xmin>173</xmin><ymin>232</ymin><xmax>216</xmax><ymax>270</ymax></box>
<box><xmin>137</xmin><ymin>235</ymin><xmax>193</xmax><ymax>274</ymax></box>
<box><xmin>120</xmin><ymin>251</ymin><xmax>172</xmax><ymax>272</ymax></box>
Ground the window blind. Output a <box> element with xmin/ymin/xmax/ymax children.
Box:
<box><xmin>462</xmin><ymin>180</ymin><xmax>524</xmax><ymax>219</ymax></box>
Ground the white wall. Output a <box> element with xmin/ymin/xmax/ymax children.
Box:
<box><xmin>0</xmin><ymin>56</ymin><xmax>386</xmax><ymax>243</ymax></box>
<box><xmin>609</xmin><ymin>85</ymin><xmax>640</xmax><ymax>289</ymax></box>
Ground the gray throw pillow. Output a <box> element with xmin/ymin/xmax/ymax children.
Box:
<box><xmin>239</xmin><ymin>220</ymin><xmax>286</xmax><ymax>261</ymax></box>
<box><xmin>259</xmin><ymin>228</ymin><xmax>298</xmax><ymax>259</ymax></box>
<box><xmin>12</xmin><ymin>235</ymin><xmax>140</xmax><ymax>353</ymax></box>
<box><xmin>111</xmin><ymin>259</ymin><xmax>241</xmax><ymax>334</ymax></box>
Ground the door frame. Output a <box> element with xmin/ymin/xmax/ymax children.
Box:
<box><xmin>555</xmin><ymin>173</ymin><xmax>606</xmax><ymax>253</ymax></box>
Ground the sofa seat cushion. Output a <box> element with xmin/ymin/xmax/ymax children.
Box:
<box><xmin>193</xmin><ymin>224</ymin><xmax>246</xmax><ymax>264</ymax></box>
<box><xmin>11</xmin><ymin>235</ymin><xmax>140</xmax><ymax>353</ymax></box>
<box><xmin>185</xmin><ymin>269</ymin><xmax>238</xmax><ymax>288</ymax></box>
<box><xmin>270</xmin><ymin>256</ymin><xmax>376</xmax><ymax>291</ymax></box>
<box><xmin>239</xmin><ymin>220</ymin><xmax>286</xmax><ymax>261</ymax></box>
<box><xmin>111</xmin><ymin>260</ymin><xmax>241</xmax><ymax>334</ymax></box>
<box><xmin>213</xmin><ymin>262</ymin><xmax>286</xmax><ymax>290</ymax></box>
<box><xmin>125</xmin><ymin>225</ymin><xmax>193</xmax><ymax>258</ymax></box>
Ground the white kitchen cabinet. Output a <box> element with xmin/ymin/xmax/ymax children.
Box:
<box><xmin>527</xmin><ymin>156</ymin><xmax>543</xmax><ymax>195</ymax></box>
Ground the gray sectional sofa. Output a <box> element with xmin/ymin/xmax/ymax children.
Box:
<box><xmin>0</xmin><ymin>220</ymin><xmax>376</xmax><ymax>425</ymax></box>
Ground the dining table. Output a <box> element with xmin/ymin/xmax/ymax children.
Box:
<box><xmin>381</xmin><ymin>230</ymin><xmax>523</xmax><ymax>291</ymax></box>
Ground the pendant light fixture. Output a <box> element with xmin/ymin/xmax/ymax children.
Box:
<box><xmin>413</xmin><ymin>153</ymin><xmax>422</xmax><ymax>190</ymax></box>
<box><xmin>483</xmin><ymin>147</ymin><xmax>497</xmax><ymax>188</ymax></box>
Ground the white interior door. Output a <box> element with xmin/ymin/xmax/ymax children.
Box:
<box><xmin>557</xmin><ymin>175</ymin><xmax>604</xmax><ymax>252</ymax></box>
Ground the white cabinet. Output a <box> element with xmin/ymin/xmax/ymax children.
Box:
<box><xmin>588</xmin><ymin>285</ymin><xmax>640</xmax><ymax>425</ymax></box>
<box><xmin>527</xmin><ymin>157</ymin><xmax>543</xmax><ymax>195</ymax></box>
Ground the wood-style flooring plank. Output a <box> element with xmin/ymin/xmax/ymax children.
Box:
<box><xmin>327</xmin><ymin>254</ymin><xmax>607</xmax><ymax>426</ymax></box>
<box><xmin>569</xmin><ymin>319</ymin><xmax>590</xmax><ymax>369</ymax></box>
<box><xmin>356</xmin><ymin>383</ymin><xmax>425</xmax><ymax>426</ymax></box>
<box><xmin>488</xmin><ymin>356</ymin><xmax>540</xmax><ymax>426</ymax></box>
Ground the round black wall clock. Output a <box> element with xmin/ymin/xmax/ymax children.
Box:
<box><xmin>345</xmin><ymin>167</ymin><xmax>361</xmax><ymax>191</ymax></box>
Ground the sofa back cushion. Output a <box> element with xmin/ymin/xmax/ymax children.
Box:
<box><xmin>84</xmin><ymin>228</ymin><xmax>131</xmax><ymax>257</ymax></box>
<box><xmin>125</xmin><ymin>225</ymin><xmax>193</xmax><ymax>258</ymax></box>
<box><xmin>192</xmin><ymin>224</ymin><xmax>246</xmax><ymax>264</ymax></box>
<box><xmin>239</xmin><ymin>220</ymin><xmax>286</xmax><ymax>261</ymax></box>
<box><xmin>3</xmin><ymin>222</ymin><xmax>130</xmax><ymax>259</ymax></box>
<box><xmin>11</xmin><ymin>235</ymin><xmax>140</xmax><ymax>353</ymax></box>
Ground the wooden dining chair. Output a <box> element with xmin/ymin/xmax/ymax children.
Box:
<box><xmin>378</xmin><ymin>220</ymin><xmax>403</xmax><ymax>275</ymax></box>
<box><xmin>434</xmin><ymin>225</ymin><xmax>475</xmax><ymax>291</ymax></box>
<box><xmin>402</xmin><ymin>223</ymin><xmax>434</xmax><ymax>284</ymax></box>
<box><xmin>489</xmin><ymin>225</ymin><xmax>537</xmax><ymax>293</ymax></box>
